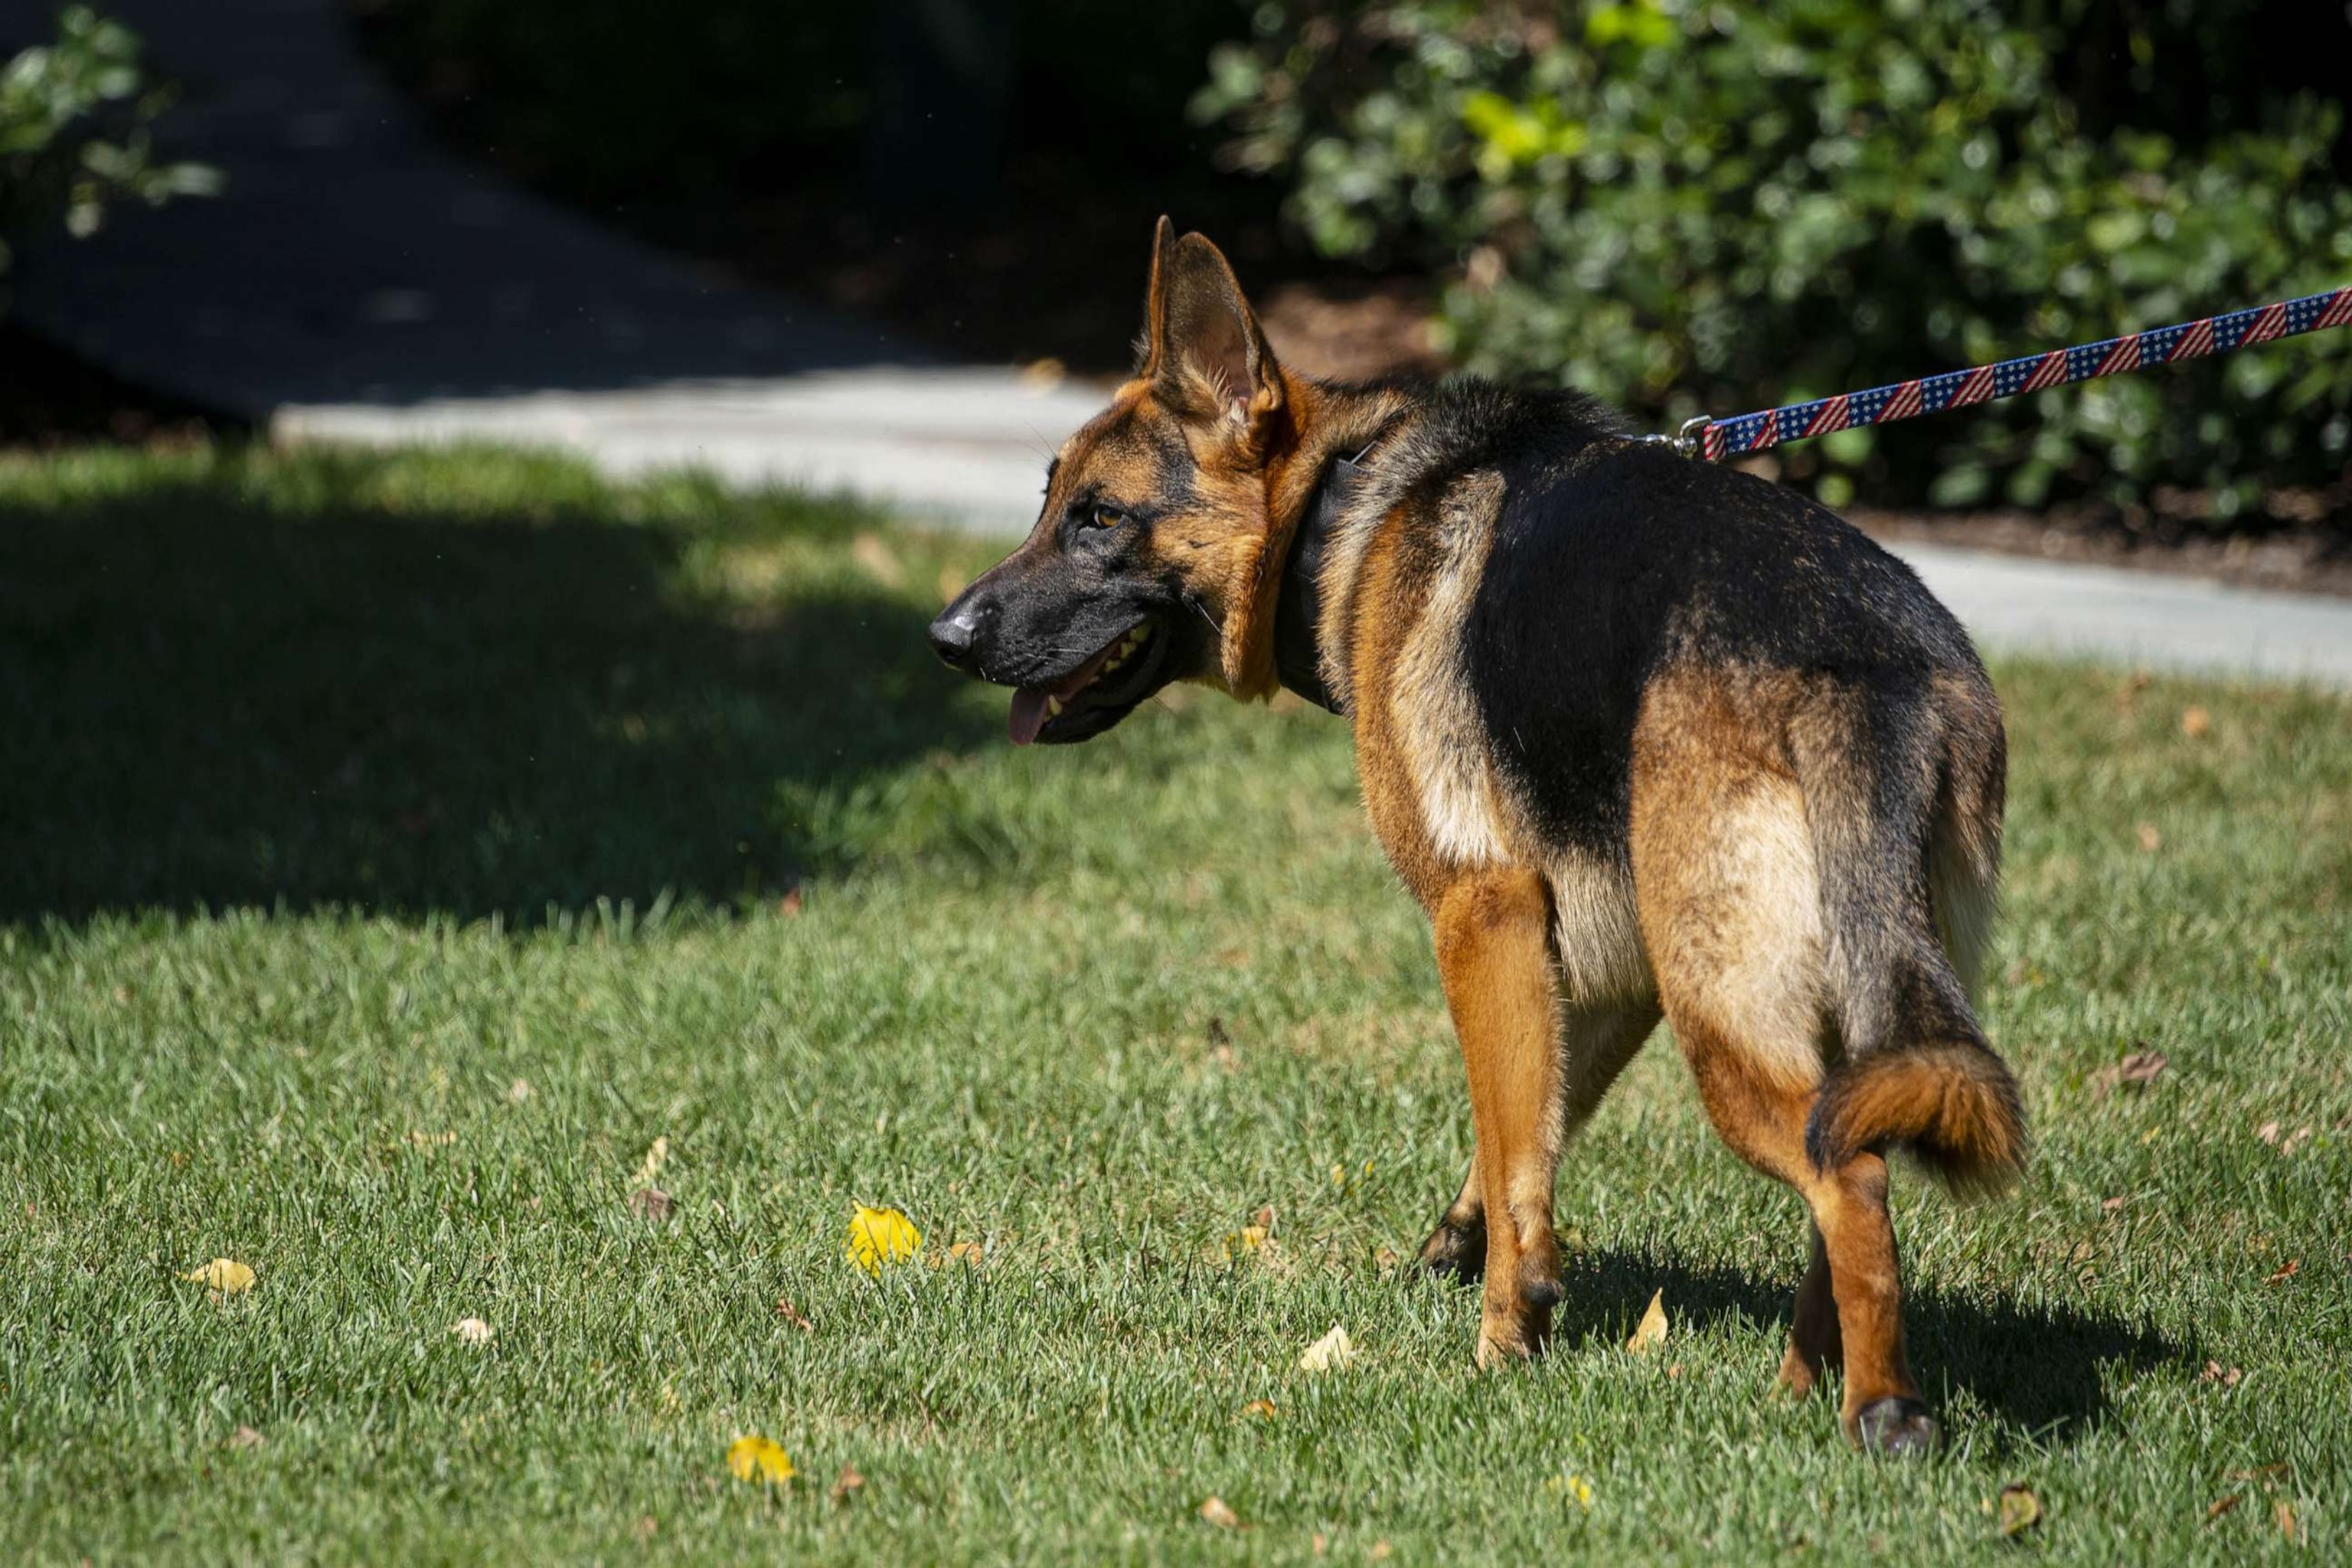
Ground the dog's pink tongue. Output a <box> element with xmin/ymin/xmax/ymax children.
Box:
<box><xmin>1008</xmin><ymin>689</ymin><xmax>1050</xmax><ymax>746</ymax></box>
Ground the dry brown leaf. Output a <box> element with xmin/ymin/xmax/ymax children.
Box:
<box><xmin>1626</xmin><ymin>1289</ymin><xmax>1668</xmax><ymax>1354</ymax></box>
<box><xmin>2256</xmin><ymin>1119</ymin><xmax>2282</xmax><ymax>1145</ymax></box>
<box><xmin>2229</xmin><ymin>1462</ymin><xmax>2289</xmax><ymax>1482</ymax></box>
<box><xmin>2102</xmin><ymin>1196</ymin><xmax>2128</xmax><ymax>1213</ymax></box>
<box><xmin>831</xmin><ymin>1465</ymin><xmax>865</xmax><ymax>1501</ymax></box>
<box><xmin>2280</xmin><ymin>1125</ymin><xmax>2313</xmax><ymax>1156</ymax></box>
<box><xmin>775</xmin><ymin>1297</ymin><xmax>814</xmax><ymax>1332</ymax></box>
<box><xmin>1240</xmin><ymin>1399</ymin><xmax>1278</xmax><ymax>1420</ymax></box>
<box><xmin>2180</xmin><ymin>705</ymin><xmax>2211</xmax><ymax>737</ymax></box>
<box><xmin>2092</xmin><ymin>1050</ymin><xmax>2167</xmax><ymax>1100</ymax></box>
<box><xmin>946</xmin><ymin>1240</ymin><xmax>985</xmax><ymax>1266</ymax></box>
<box><xmin>226</xmin><ymin>1426</ymin><xmax>264</xmax><ymax>1450</ymax></box>
<box><xmin>1997</xmin><ymin>1483</ymin><xmax>2043</xmax><ymax>1537</ymax></box>
<box><xmin>506</xmin><ymin>1078</ymin><xmax>532</xmax><ymax>1104</ymax></box>
<box><xmin>627</xmin><ymin>1186</ymin><xmax>675</xmax><ymax>1223</ymax></box>
<box><xmin>450</xmin><ymin>1316</ymin><xmax>495</xmax><ymax>1347</ymax></box>
<box><xmin>1197</xmin><ymin>1495</ymin><xmax>1241</xmax><ymax>1529</ymax></box>
<box><xmin>2275</xmin><ymin>1501</ymin><xmax>2297</xmax><ymax>1540</ymax></box>
<box><xmin>2205</xmin><ymin>1494</ymin><xmax>2243</xmax><ymax>1523</ymax></box>
<box><xmin>2265</xmin><ymin>1258</ymin><xmax>2300</xmax><ymax>1286</ymax></box>
<box><xmin>1299</xmin><ymin>1324</ymin><xmax>1355</xmax><ymax>1373</ymax></box>
<box><xmin>2200</xmin><ymin>1361</ymin><xmax>2243</xmax><ymax>1387</ymax></box>
<box><xmin>1370</xmin><ymin>1542</ymin><xmax>1393</xmax><ymax>1561</ymax></box>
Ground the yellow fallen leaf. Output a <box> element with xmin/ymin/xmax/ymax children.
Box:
<box><xmin>846</xmin><ymin>1204</ymin><xmax>921</xmax><ymax>1276</ymax></box>
<box><xmin>1198</xmin><ymin>1495</ymin><xmax>1240</xmax><ymax>1529</ymax></box>
<box><xmin>1299</xmin><ymin>1323</ymin><xmax>1355</xmax><ymax>1373</ymax></box>
<box><xmin>727</xmin><ymin>1434</ymin><xmax>795</xmax><ymax>1485</ymax></box>
<box><xmin>1240</xmin><ymin>1399</ymin><xmax>1278</xmax><ymax>1420</ymax></box>
<box><xmin>1997</xmin><ymin>1482</ymin><xmax>2043</xmax><ymax>1537</ymax></box>
<box><xmin>450</xmin><ymin>1316</ymin><xmax>495</xmax><ymax>1346</ymax></box>
<box><xmin>181</xmin><ymin>1259</ymin><xmax>256</xmax><ymax>1295</ymax></box>
<box><xmin>1626</xmin><ymin>1289</ymin><xmax>1668</xmax><ymax>1353</ymax></box>
<box><xmin>635</xmin><ymin>1135</ymin><xmax>670</xmax><ymax>1185</ymax></box>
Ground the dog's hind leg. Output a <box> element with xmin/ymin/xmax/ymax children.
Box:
<box><xmin>1431</xmin><ymin>865</ymin><xmax>1571</xmax><ymax>1364</ymax></box>
<box><xmin>1778</xmin><ymin>1222</ymin><xmax>1843</xmax><ymax>1398</ymax></box>
<box><xmin>1632</xmin><ymin>672</ymin><xmax>1936</xmax><ymax>1452</ymax></box>
<box><xmin>1414</xmin><ymin>1152</ymin><xmax>1487</xmax><ymax>1282</ymax></box>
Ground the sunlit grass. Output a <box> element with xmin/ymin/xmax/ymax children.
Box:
<box><xmin>2</xmin><ymin>444</ymin><xmax>2346</xmax><ymax>1561</ymax></box>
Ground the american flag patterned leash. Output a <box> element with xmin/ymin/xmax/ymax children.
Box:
<box><xmin>1655</xmin><ymin>284</ymin><xmax>2352</xmax><ymax>462</ymax></box>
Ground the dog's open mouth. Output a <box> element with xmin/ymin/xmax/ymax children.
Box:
<box><xmin>1007</xmin><ymin>619</ymin><xmax>1165</xmax><ymax>745</ymax></box>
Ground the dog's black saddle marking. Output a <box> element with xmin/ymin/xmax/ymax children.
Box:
<box><xmin>1273</xmin><ymin>452</ymin><xmax>1364</xmax><ymax>715</ymax></box>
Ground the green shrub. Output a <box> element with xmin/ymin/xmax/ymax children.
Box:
<box><xmin>0</xmin><ymin>5</ymin><xmax>217</xmax><ymax>299</ymax></box>
<box><xmin>1194</xmin><ymin>0</ymin><xmax>2352</xmax><ymax>518</ymax></box>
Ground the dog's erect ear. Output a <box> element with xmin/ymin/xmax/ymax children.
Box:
<box><xmin>1137</xmin><ymin>224</ymin><xmax>1283</xmax><ymax>439</ymax></box>
<box><xmin>1135</xmin><ymin>215</ymin><xmax>1178</xmax><ymax>381</ymax></box>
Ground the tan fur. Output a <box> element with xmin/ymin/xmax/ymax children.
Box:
<box><xmin>1391</xmin><ymin>469</ymin><xmax>1509</xmax><ymax>870</ymax></box>
<box><xmin>1631</xmin><ymin>668</ymin><xmax>1831</xmax><ymax>1091</ymax></box>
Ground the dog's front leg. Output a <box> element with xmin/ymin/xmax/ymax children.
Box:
<box><xmin>1432</xmin><ymin>866</ymin><xmax>1566</xmax><ymax>1364</ymax></box>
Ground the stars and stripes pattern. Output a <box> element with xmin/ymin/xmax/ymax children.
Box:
<box><xmin>1691</xmin><ymin>285</ymin><xmax>2352</xmax><ymax>462</ymax></box>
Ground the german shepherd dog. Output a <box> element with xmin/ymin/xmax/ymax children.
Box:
<box><xmin>929</xmin><ymin>220</ymin><xmax>2023</xmax><ymax>1455</ymax></box>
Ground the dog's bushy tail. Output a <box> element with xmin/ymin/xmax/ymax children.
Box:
<box><xmin>1806</xmin><ymin>1039</ymin><xmax>2025</xmax><ymax>1194</ymax></box>
<box><xmin>1791</xmin><ymin>686</ymin><xmax>2026</xmax><ymax>1194</ymax></box>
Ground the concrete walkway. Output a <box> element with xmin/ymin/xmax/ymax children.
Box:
<box><xmin>6</xmin><ymin>0</ymin><xmax>2349</xmax><ymax>687</ymax></box>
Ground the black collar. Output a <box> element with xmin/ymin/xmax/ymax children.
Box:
<box><xmin>1272</xmin><ymin>449</ymin><xmax>1368</xmax><ymax>715</ymax></box>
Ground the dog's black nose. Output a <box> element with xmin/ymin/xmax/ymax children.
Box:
<box><xmin>928</xmin><ymin>601</ymin><xmax>983</xmax><ymax>671</ymax></box>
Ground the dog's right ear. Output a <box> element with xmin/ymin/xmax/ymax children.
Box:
<box><xmin>1133</xmin><ymin>214</ymin><xmax>1178</xmax><ymax>381</ymax></box>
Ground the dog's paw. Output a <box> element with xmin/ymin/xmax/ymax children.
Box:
<box><xmin>1774</xmin><ymin>1344</ymin><xmax>1827</xmax><ymax>1399</ymax></box>
<box><xmin>1852</xmin><ymin>1396</ymin><xmax>1939</xmax><ymax>1458</ymax></box>
<box><xmin>1473</xmin><ymin>1294</ymin><xmax>1552</xmax><ymax>1368</ymax></box>
<box><xmin>1413</xmin><ymin>1218</ymin><xmax>1486</xmax><ymax>1285</ymax></box>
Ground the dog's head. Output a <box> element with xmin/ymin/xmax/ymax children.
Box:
<box><xmin>928</xmin><ymin>220</ymin><xmax>1296</xmax><ymax>744</ymax></box>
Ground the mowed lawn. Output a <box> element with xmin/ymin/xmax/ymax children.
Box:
<box><xmin>2</xmin><ymin>446</ymin><xmax>2346</xmax><ymax>1563</ymax></box>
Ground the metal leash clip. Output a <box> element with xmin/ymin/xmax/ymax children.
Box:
<box><xmin>1641</xmin><ymin>415</ymin><xmax>1712</xmax><ymax>459</ymax></box>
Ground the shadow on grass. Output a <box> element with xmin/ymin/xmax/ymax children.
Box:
<box><xmin>0</xmin><ymin>468</ymin><xmax>990</xmax><ymax>924</ymax></box>
<box><xmin>1546</xmin><ymin>1246</ymin><xmax>2177</xmax><ymax>1450</ymax></box>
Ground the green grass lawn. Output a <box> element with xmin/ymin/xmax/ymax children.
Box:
<box><xmin>2</xmin><ymin>444</ymin><xmax>2347</xmax><ymax>1563</ymax></box>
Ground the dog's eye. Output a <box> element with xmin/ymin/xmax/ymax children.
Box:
<box><xmin>1084</xmin><ymin>505</ymin><xmax>1126</xmax><ymax>531</ymax></box>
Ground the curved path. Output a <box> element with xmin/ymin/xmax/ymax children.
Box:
<box><xmin>4</xmin><ymin>0</ymin><xmax>2347</xmax><ymax>685</ymax></box>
